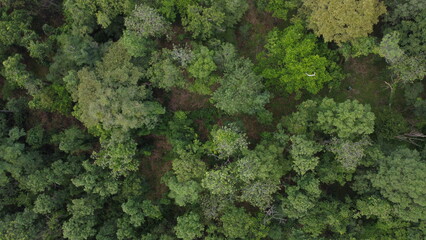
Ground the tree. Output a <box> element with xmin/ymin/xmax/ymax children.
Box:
<box><xmin>297</xmin><ymin>199</ymin><xmax>352</xmax><ymax>237</ymax></box>
<box><xmin>211</xmin><ymin>57</ymin><xmax>270</xmax><ymax>115</ymax></box>
<box><xmin>327</xmin><ymin>137</ymin><xmax>371</xmax><ymax>170</ymax></box>
<box><xmin>121</xmin><ymin>31</ymin><xmax>155</xmax><ymax>57</ymax></box>
<box><xmin>174</xmin><ymin>212</ymin><xmax>204</xmax><ymax>240</ymax></box>
<box><xmin>289</xmin><ymin>135</ymin><xmax>322</xmax><ymax>175</ymax></box>
<box><xmin>370</xmin><ymin>148</ymin><xmax>426</xmax><ymax>222</ymax></box>
<box><xmin>281</xmin><ymin>174</ymin><xmax>321</xmax><ymax>218</ymax></box>
<box><xmin>239</xmin><ymin>180</ymin><xmax>279</xmax><ymax>210</ymax></box>
<box><xmin>64</xmin><ymin>0</ymin><xmax>131</xmax><ymax>29</ymax></box>
<box><xmin>265</xmin><ymin>0</ymin><xmax>301</xmax><ymax>20</ymax></box>
<box><xmin>172</xmin><ymin>150</ymin><xmax>207</xmax><ymax>182</ymax></box>
<box><xmin>235</xmin><ymin>143</ymin><xmax>286</xmax><ymax>209</ymax></box>
<box><xmin>122</xmin><ymin>198</ymin><xmax>162</xmax><ymax>227</ymax></box>
<box><xmin>93</xmin><ymin>131</ymin><xmax>138</xmax><ymax>176</ymax></box>
<box><xmin>187</xmin><ymin>45</ymin><xmax>218</xmax><ymax>94</ymax></box>
<box><xmin>220</xmin><ymin>206</ymin><xmax>268</xmax><ymax>240</ymax></box>
<box><xmin>26</xmin><ymin>125</ymin><xmax>44</xmax><ymax>149</ymax></box>
<box><xmin>257</xmin><ymin>22</ymin><xmax>342</xmax><ymax>95</ymax></box>
<box><xmin>316</xmin><ymin>98</ymin><xmax>375</xmax><ymax>139</ymax></box>
<box><xmin>378</xmin><ymin>32</ymin><xmax>426</xmax><ymax>84</ymax></box>
<box><xmin>208</xmin><ymin>124</ymin><xmax>248</xmax><ymax>160</ymax></box>
<box><xmin>201</xmin><ymin>168</ymin><xmax>236</xmax><ymax>196</ymax></box>
<box><xmin>73</xmin><ymin>42</ymin><xmax>165</xmax><ymax>132</ymax></box>
<box><xmin>63</xmin><ymin>197</ymin><xmax>101</xmax><ymax>240</ymax></box>
<box><xmin>339</xmin><ymin>36</ymin><xmax>378</xmax><ymax>59</ymax></box>
<box><xmin>181</xmin><ymin>0</ymin><xmax>248</xmax><ymax>40</ymax></box>
<box><xmin>182</xmin><ymin>5</ymin><xmax>225</xmax><ymax>40</ymax></box>
<box><xmin>165</xmin><ymin>175</ymin><xmax>202</xmax><ymax>206</ymax></box>
<box><xmin>2</xmin><ymin>54</ymin><xmax>42</xmax><ymax>96</ymax></box>
<box><xmin>303</xmin><ymin>0</ymin><xmax>387</xmax><ymax>43</ymax></box>
<box><xmin>0</xmin><ymin>9</ymin><xmax>35</xmax><ymax>47</ymax></box>
<box><xmin>374</xmin><ymin>108</ymin><xmax>409</xmax><ymax>140</ymax></box>
<box><xmin>51</xmin><ymin>127</ymin><xmax>91</xmax><ymax>154</ymax></box>
<box><xmin>71</xmin><ymin>161</ymin><xmax>120</xmax><ymax>197</ymax></box>
<box><xmin>146</xmin><ymin>49</ymin><xmax>186</xmax><ymax>90</ymax></box>
<box><xmin>384</xmin><ymin>0</ymin><xmax>426</xmax><ymax>62</ymax></box>
<box><xmin>125</xmin><ymin>4</ymin><xmax>171</xmax><ymax>38</ymax></box>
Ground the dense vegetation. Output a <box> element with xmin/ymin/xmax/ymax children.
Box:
<box><xmin>0</xmin><ymin>0</ymin><xmax>425</xmax><ymax>239</ymax></box>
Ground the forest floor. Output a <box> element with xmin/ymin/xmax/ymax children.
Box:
<box><xmin>326</xmin><ymin>55</ymin><xmax>406</xmax><ymax>112</ymax></box>
<box><xmin>236</xmin><ymin>0</ymin><xmax>282</xmax><ymax>60</ymax></box>
<box><xmin>140</xmin><ymin>135</ymin><xmax>173</xmax><ymax>200</ymax></box>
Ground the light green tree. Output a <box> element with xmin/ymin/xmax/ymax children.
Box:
<box><xmin>303</xmin><ymin>0</ymin><xmax>387</xmax><ymax>43</ymax></box>
<box><xmin>289</xmin><ymin>135</ymin><xmax>322</xmax><ymax>175</ymax></box>
<box><xmin>257</xmin><ymin>22</ymin><xmax>342</xmax><ymax>95</ymax></box>
<box><xmin>317</xmin><ymin>98</ymin><xmax>375</xmax><ymax>139</ymax></box>
<box><xmin>73</xmin><ymin>42</ymin><xmax>165</xmax><ymax>131</ymax></box>
<box><xmin>174</xmin><ymin>212</ymin><xmax>204</xmax><ymax>240</ymax></box>
<box><xmin>211</xmin><ymin>57</ymin><xmax>270</xmax><ymax>115</ymax></box>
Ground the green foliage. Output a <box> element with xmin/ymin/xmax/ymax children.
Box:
<box><xmin>220</xmin><ymin>206</ymin><xmax>268</xmax><ymax>239</ymax></box>
<box><xmin>172</xmin><ymin>150</ymin><xmax>207</xmax><ymax>182</ymax></box>
<box><xmin>182</xmin><ymin>5</ymin><xmax>225</xmax><ymax>40</ymax></box>
<box><xmin>64</xmin><ymin>0</ymin><xmax>131</xmax><ymax>29</ymax></box>
<box><xmin>187</xmin><ymin>45</ymin><xmax>217</xmax><ymax>94</ymax></box>
<box><xmin>2</xmin><ymin>54</ymin><xmax>72</xmax><ymax>113</ymax></box>
<box><xmin>93</xmin><ymin>131</ymin><xmax>138</xmax><ymax>176</ymax></box>
<box><xmin>257</xmin><ymin>22</ymin><xmax>342</xmax><ymax>95</ymax></box>
<box><xmin>165</xmin><ymin>174</ymin><xmax>202</xmax><ymax>206</ymax></box>
<box><xmin>71</xmin><ymin>161</ymin><xmax>120</xmax><ymax>197</ymax></box>
<box><xmin>355</xmin><ymin>196</ymin><xmax>392</xmax><ymax>220</ymax></box>
<box><xmin>181</xmin><ymin>0</ymin><xmax>248</xmax><ymax>40</ymax></box>
<box><xmin>121</xmin><ymin>31</ymin><xmax>156</xmax><ymax>57</ymax></box>
<box><xmin>208</xmin><ymin>124</ymin><xmax>248</xmax><ymax>160</ymax></box>
<box><xmin>379</xmin><ymin>32</ymin><xmax>426</xmax><ymax>83</ymax></box>
<box><xmin>303</xmin><ymin>0</ymin><xmax>387</xmax><ymax>43</ymax></box>
<box><xmin>122</xmin><ymin>198</ymin><xmax>162</xmax><ymax>227</ymax></box>
<box><xmin>1</xmin><ymin>1</ymin><xmax>425</xmax><ymax>239</ymax></box>
<box><xmin>283</xmin><ymin>100</ymin><xmax>318</xmax><ymax>135</ymax></box>
<box><xmin>26</xmin><ymin>125</ymin><xmax>44</xmax><ymax>148</ymax></box>
<box><xmin>73</xmin><ymin>42</ymin><xmax>165</xmax><ymax>131</ymax></box>
<box><xmin>317</xmin><ymin>98</ymin><xmax>375</xmax><ymax>139</ymax></box>
<box><xmin>211</xmin><ymin>56</ymin><xmax>270</xmax><ymax>115</ymax></box>
<box><xmin>281</xmin><ymin>174</ymin><xmax>321</xmax><ymax>218</ymax></box>
<box><xmin>2</xmin><ymin>54</ymin><xmax>41</xmax><ymax>95</ymax></box>
<box><xmin>328</xmin><ymin>137</ymin><xmax>371</xmax><ymax>170</ymax></box>
<box><xmin>375</xmin><ymin>108</ymin><xmax>409</xmax><ymax>140</ymax></box>
<box><xmin>370</xmin><ymin>148</ymin><xmax>426</xmax><ymax>222</ymax></box>
<box><xmin>265</xmin><ymin>0</ymin><xmax>301</xmax><ymax>20</ymax></box>
<box><xmin>146</xmin><ymin>49</ymin><xmax>186</xmax><ymax>90</ymax></box>
<box><xmin>384</xmin><ymin>0</ymin><xmax>426</xmax><ymax>62</ymax></box>
<box><xmin>298</xmin><ymin>199</ymin><xmax>352</xmax><ymax>237</ymax></box>
<box><xmin>51</xmin><ymin>127</ymin><xmax>91</xmax><ymax>154</ymax></box>
<box><xmin>339</xmin><ymin>37</ymin><xmax>378</xmax><ymax>59</ymax></box>
<box><xmin>404</xmin><ymin>82</ymin><xmax>424</xmax><ymax>105</ymax></box>
<box><xmin>202</xmin><ymin>168</ymin><xmax>236</xmax><ymax>196</ymax></box>
<box><xmin>289</xmin><ymin>135</ymin><xmax>322</xmax><ymax>175</ymax></box>
<box><xmin>125</xmin><ymin>4</ymin><xmax>171</xmax><ymax>38</ymax></box>
<box><xmin>27</xmin><ymin>40</ymin><xmax>52</xmax><ymax>62</ymax></box>
<box><xmin>0</xmin><ymin>9</ymin><xmax>35</xmax><ymax>47</ymax></box>
<box><xmin>174</xmin><ymin>212</ymin><xmax>204</xmax><ymax>240</ymax></box>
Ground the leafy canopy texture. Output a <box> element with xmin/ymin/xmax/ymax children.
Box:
<box><xmin>125</xmin><ymin>4</ymin><xmax>171</xmax><ymax>38</ymax></box>
<box><xmin>258</xmin><ymin>22</ymin><xmax>342</xmax><ymax>95</ymax></box>
<box><xmin>73</xmin><ymin>43</ymin><xmax>165</xmax><ymax>132</ymax></box>
<box><xmin>317</xmin><ymin>98</ymin><xmax>375</xmax><ymax>139</ymax></box>
<box><xmin>303</xmin><ymin>0</ymin><xmax>387</xmax><ymax>43</ymax></box>
<box><xmin>211</xmin><ymin>54</ymin><xmax>270</xmax><ymax>115</ymax></box>
<box><xmin>370</xmin><ymin>148</ymin><xmax>426</xmax><ymax>222</ymax></box>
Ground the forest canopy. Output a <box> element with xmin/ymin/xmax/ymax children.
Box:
<box><xmin>0</xmin><ymin>0</ymin><xmax>425</xmax><ymax>239</ymax></box>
